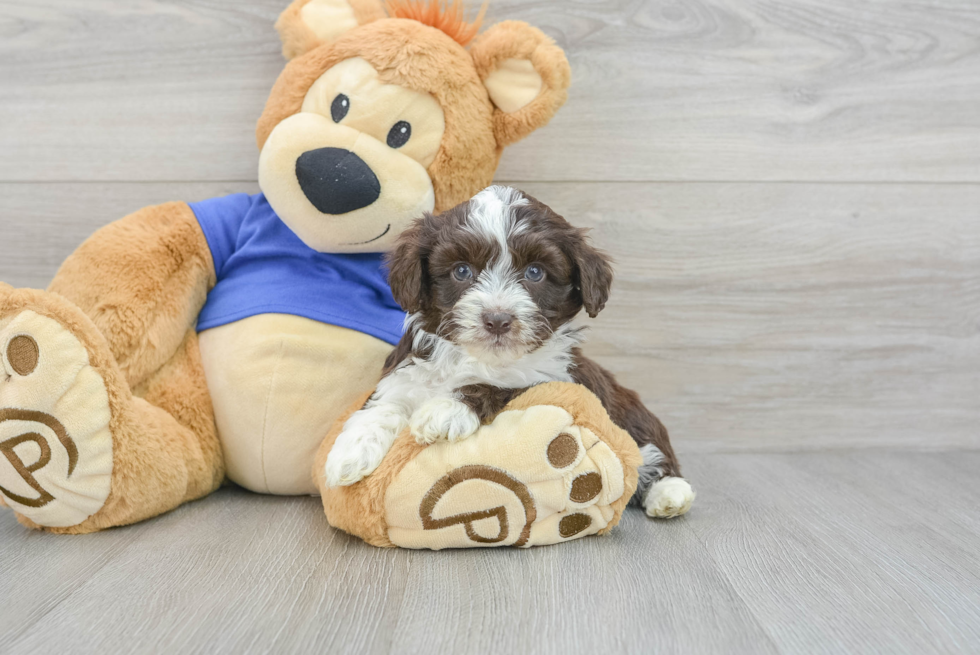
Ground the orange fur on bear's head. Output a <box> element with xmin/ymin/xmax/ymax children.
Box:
<box><xmin>258</xmin><ymin>0</ymin><xmax>571</xmax><ymax>253</ymax></box>
<box><xmin>384</xmin><ymin>0</ymin><xmax>488</xmax><ymax>46</ymax></box>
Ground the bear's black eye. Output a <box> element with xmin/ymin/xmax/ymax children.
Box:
<box><xmin>525</xmin><ymin>265</ymin><xmax>545</xmax><ymax>283</ymax></box>
<box><xmin>452</xmin><ymin>263</ymin><xmax>474</xmax><ymax>282</ymax></box>
<box><xmin>387</xmin><ymin>121</ymin><xmax>412</xmax><ymax>148</ymax></box>
<box><xmin>331</xmin><ymin>94</ymin><xmax>350</xmax><ymax>123</ymax></box>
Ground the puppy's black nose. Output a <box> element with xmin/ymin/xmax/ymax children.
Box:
<box><xmin>295</xmin><ymin>147</ymin><xmax>381</xmax><ymax>215</ymax></box>
<box><xmin>483</xmin><ymin>312</ymin><xmax>513</xmax><ymax>336</ymax></box>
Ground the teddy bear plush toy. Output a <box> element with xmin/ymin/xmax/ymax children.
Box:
<box><xmin>0</xmin><ymin>0</ymin><xmax>645</xmax><ymax>547</ymax></box>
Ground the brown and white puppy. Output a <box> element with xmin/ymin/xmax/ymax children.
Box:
<box><xmin>323</xmin><ymin>186</ymin><xmax>694</xmax><ymax>518</ymax></box>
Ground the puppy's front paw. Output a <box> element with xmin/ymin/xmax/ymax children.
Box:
<box><xmin>644</xmin><ymin>477</ymin><xmax>695</xmax><ymax>519</ymax></box>
<box><xmin>324</xmin><ymin>436</ymin><xmax>385</xmax><ymax>487</ymax></box>
<box><xmin>410</xmin><ymin>398</ymin><xmax>481</xmax><ymax>445</ymax></box>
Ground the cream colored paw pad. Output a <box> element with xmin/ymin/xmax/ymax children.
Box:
<box><xmin>384</xmin><ymin>405</ymin><xmax>627</xmax><ymax>549</ymax></box>
<box><xmin>0</xmin><ymin>311</ymin><xmax>113</xmax><ymax>527</ymax></box>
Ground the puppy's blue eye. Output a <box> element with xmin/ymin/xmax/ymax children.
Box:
<box><xmin>331</xmin><ymin>94</ymin><xmax>350</xmax><ymax>123</ymax></box>
<box><xmin>525</xmin><ymin>265</ymin><xmax>545</xmax><ymax>282</ymax></box>
<box><xmin>452</xmin><ymin>263</ymin><xmax>474</xmax><ymax>282</ymax></box>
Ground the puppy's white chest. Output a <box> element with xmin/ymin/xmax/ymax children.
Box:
<box><xmin>403</xmin><ymin>348</ymin><xmax>571</xmax><ymax>401</ymax></box>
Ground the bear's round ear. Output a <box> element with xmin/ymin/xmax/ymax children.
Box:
<box><xmin>275</xmin><ymin>0</ymin><xmax>387</xmax><ymax>59</ymax></box>
<box><xmin>469</xmin><ymin>21</ymin><xmax>571</xmax><ymax>147</ymax></box>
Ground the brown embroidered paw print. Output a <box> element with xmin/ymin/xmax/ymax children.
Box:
<box><xmin>383</xmin><ymin>404</ymin><xmax>628</xmax><ymax>549</ymax></box>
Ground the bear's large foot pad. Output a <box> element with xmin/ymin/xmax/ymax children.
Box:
<box><xmin>387</xmin><ymin>405</ymin><xmax>629</xmax><ymax>548</ymax></box>
<box><xmin>317</xmin><ymin>382</ymin><xmax>643</xmax><ymax>549</ymax></box>
<box><xmin>0</xmin><ymin>288</ymin><xmax>113</xmax><ymax>528</ymax></box>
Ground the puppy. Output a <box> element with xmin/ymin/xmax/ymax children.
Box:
<box><xmin>324</xmin><ymin>186</ymin><xmax>694</xmax><ymax>518</ymax></box>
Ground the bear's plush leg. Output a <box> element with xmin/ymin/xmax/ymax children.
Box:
<box><xmin>1</xmin><ymin>202</ymin><xmax>223</xmax><ymax>532</ymax></box>
<box><xmin>130</xmin><ymin>328</ymin><xmax>224</xmax><ymax>507</ymax></box>
<box><xmin>47</xmin><ymin>201</ymin><xmax>216</xmax><ymax>390</ymax></box>
<box><xmin>0</xmin><ymin>286</ymin><xmax>223</xmax><ymax>533</ymax></box>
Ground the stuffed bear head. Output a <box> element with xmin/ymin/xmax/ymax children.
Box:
<box><xmin>256</xmin><ymin>0</ymin><xmax>571</xmax><ymax>253</ymax></box>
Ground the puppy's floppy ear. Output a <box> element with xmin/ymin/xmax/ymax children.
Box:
<box><xmin>571</xmin><ymin>229</ymin><xmax>613</xmax><ymax>318</ymax></box>
<box><xmin>385</xmin><ymin>215</ymin><xmax>430</xmax><ymax>314</ymax></box>
<box><xmin>469</xmin><ymin>21</ymin><xmax>572</xmax><ymax>147</ymax></box>
<box><xmin>275</xmin><ymin>0</ymin><xmax>386</xmax><ymax>59</ymax></box>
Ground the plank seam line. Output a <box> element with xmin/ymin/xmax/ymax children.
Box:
<box><xmin>2</xmin><ymin>180</ymin><xmax>980</xmax><ymax>186</ymax></box>
<box><xmin>678</xmin><ymin>447</ymin><xmax>980</xmax><ymax>456</ymax></box>
<box><xmin>3</xmin><ymin>522</ymin><xmax>153</xmax><ymax>648</ymax></box>
<box><xmin>678</xmin><ymin>518</ymin><xmax>784</xmax><ymax>654</ymax></box>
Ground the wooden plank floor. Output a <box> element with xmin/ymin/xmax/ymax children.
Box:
<box><xmin>1</xmin><ymin>1</ymin><xmax>979</xmax><ymax>653</ymax></box>
<box><xmin>2</xmin><ymin>451</ymin><xmax>979</xmax><ymax>654</ymax></box>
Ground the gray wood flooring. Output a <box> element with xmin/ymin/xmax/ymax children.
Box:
<box><xmin>2</xmin><ymin>452</ymin><xmax>979</xmax><ymax>654</ymax></box>
<box><xmin>1</xmin><ymin>1</ymin><xmax>979</xmax><ymax>653</ymax></box>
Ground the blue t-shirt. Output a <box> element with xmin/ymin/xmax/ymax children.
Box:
<box><xmin>190</xmin><ymin>193</ymin><xmax>405</xmax><ymax>345</ymax></box>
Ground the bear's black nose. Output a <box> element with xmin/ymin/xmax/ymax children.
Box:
<box><xmin>295</xmin><ymin>147</ymin><xmax>381</xmax><ymax>215</ymax></box>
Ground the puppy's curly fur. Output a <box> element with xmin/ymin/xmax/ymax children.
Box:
<box><xmin>324</xmin><ymin>186</ymin><xmax>694</xmax><ymax>517</ymax></box>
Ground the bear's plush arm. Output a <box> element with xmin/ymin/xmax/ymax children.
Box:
<box><xmin>47</xmin><ymin>202</ymin><xmax>216</xmax><ymax>388</ymax></box>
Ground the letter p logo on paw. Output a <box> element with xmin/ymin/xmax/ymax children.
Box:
<box><xmin>0</xmin><ymin>410</ymin><xmax>76</xmax><ymax>508</ymax></box>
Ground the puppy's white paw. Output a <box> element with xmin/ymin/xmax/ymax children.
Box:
<box><xmin>644</xmin><ymin>476</ymin><xmax>695</xmax><ymax>519</ymax></box>
<box><xmin>410</xmin><ymin>398</ymin><xmax>481</xmax><ymax>445</ymax></box>
<box><xmin>323</xmin><ymin>432</ymin><xmax>386</xmax><ymax>487</ymax></box>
